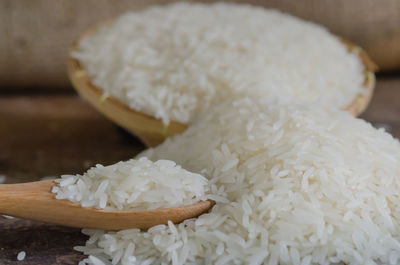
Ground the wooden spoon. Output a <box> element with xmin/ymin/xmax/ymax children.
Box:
<box><xmin>68</xmin><ymin>24</ymin><xmax>377</xmax><ymax>147</ymax></box>
<box><xmin>0</xmin><ymin>180</ymin><xmax>215</xmax><ymax>230</ymax></box>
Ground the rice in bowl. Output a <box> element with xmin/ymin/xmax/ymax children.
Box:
<box><xmin>72</xmin><ymin>2</ymin><xmax>367</xmax><ymax>124</ymax></box>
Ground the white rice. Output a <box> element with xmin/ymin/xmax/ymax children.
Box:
<box><xmin>76</xmin><ymin>99</ymin><xmax>400</xmax><ymax>265</ymax></box>
<box><xmin>0</xmin><ymin>174</ymin><xmax>6</xmax><ymax>184</ymax></box>
<box><xmin>17</xmin><ymin>251</ymin><xmax>26</xmax><ymax>261</ymax></box>
<box><xmin>73</xmin><ymin>2</ymin><xmax>364</xmax><ymax>124</ymax></box>
<box><xmin>53</xmin><ymin>157</ymin><xmax>211</xmax><ymax>210</ymax></box>
<box><xmin>2</xmin><ymin>215</ymin><xmax>14</xmax><ymax>219</ymax></box>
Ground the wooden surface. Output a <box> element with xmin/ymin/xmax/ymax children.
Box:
<box><xmin>0</xmin><ymin>76</ymin><xmax>399</xmax><ymax>264</ymax></box>
<box><xmin>1</xmin><ymin>0</ymin><xmax>400</xmax><ymax>91</ymax></box>
<box><xmin>0</xmin><ymin>95</ymin><xmax>145</xmax><ymax>184</ymax></box>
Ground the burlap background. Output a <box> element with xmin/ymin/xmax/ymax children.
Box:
<box><xmin>1</xmin><ymin>0</ymin><xmax>399</xmax><ymax>89</ymax></box>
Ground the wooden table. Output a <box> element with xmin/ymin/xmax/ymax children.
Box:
<box><xmin>1</xmin><ymin>76</ymin><xmax>399</xmax><ymax>264</ymax></box>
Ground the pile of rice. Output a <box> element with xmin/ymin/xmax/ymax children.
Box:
<box><xmin>65</xmin><ymin>3</ymin><xmax>396</xmax><ymax>264</ymax></box>
<box><xmin>73</xmin><ymin>2</ymin><xmax>364</xmax><ymax>124</ymax></box>
<box><xmin>73</xmin><ymin>99</ymin><xmax>400</xmax><ymax>265</ymax></box>
<box><xmin>53</xmin><ymin>157</ymin><xmax>211</xmax><ymax>210</ymax></box>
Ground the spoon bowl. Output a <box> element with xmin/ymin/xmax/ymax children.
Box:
<box><xmin>0</xmin><ymin>180</ymin><xmax>215</xmax><ymax>230</ymax></box>
<box><xmin>68</xmin><ymin>24</ymin><xmax>377</xmax><ymax>147</ymax></box>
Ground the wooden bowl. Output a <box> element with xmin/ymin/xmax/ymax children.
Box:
<box><xmin>68</xmin><ymin>26</ymin><xmax>377</xmax><ymax>147</ymax></box>
<box><xmin>341</xmin><ymin>39</ymin><xmax>377</xmax><ymax>116</ymax></box>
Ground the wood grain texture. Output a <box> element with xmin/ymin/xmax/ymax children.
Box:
<box><xmin>361</xmin><ymin>77</ymin><xmax>400</xmax><ymax>125</ymax></box>
<box><xmin>0</xmin><ymin>218</ymin><xmax>86</xmax><ymax>265</ymax></box>
<box><xmin>0</xmin><ymin>95</ymin><xmax>145</xmax><ymax>184</ymax></box>
<box><xmin>1</xmin><ymin>0</ymin><xmax>400</xmax><ymax>90</ymax></box>
<box><xmin>0</xmin><ymin>76</ymin><xmax>399</xmax><ymax>264</ymax></box>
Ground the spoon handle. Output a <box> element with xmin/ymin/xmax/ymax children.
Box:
<box><xmin>0</xmin><ymin>180</ymin><xmax>134</xmax><ymax>229</ymax></box>
<box><xmin>0</xmin><ymin>180</ymin><xmax>56</xmax><ymax>222</ymax></box>
<box><xmin>0</xmin><ymin>180</ymin><xmax>139</xmax><ymax>229</ymax></box>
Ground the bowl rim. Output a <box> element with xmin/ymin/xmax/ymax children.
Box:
<box><xmin>68</xmin><ymin>21</ymin><xmax>378</xmax><ymax>133</ymax></box>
